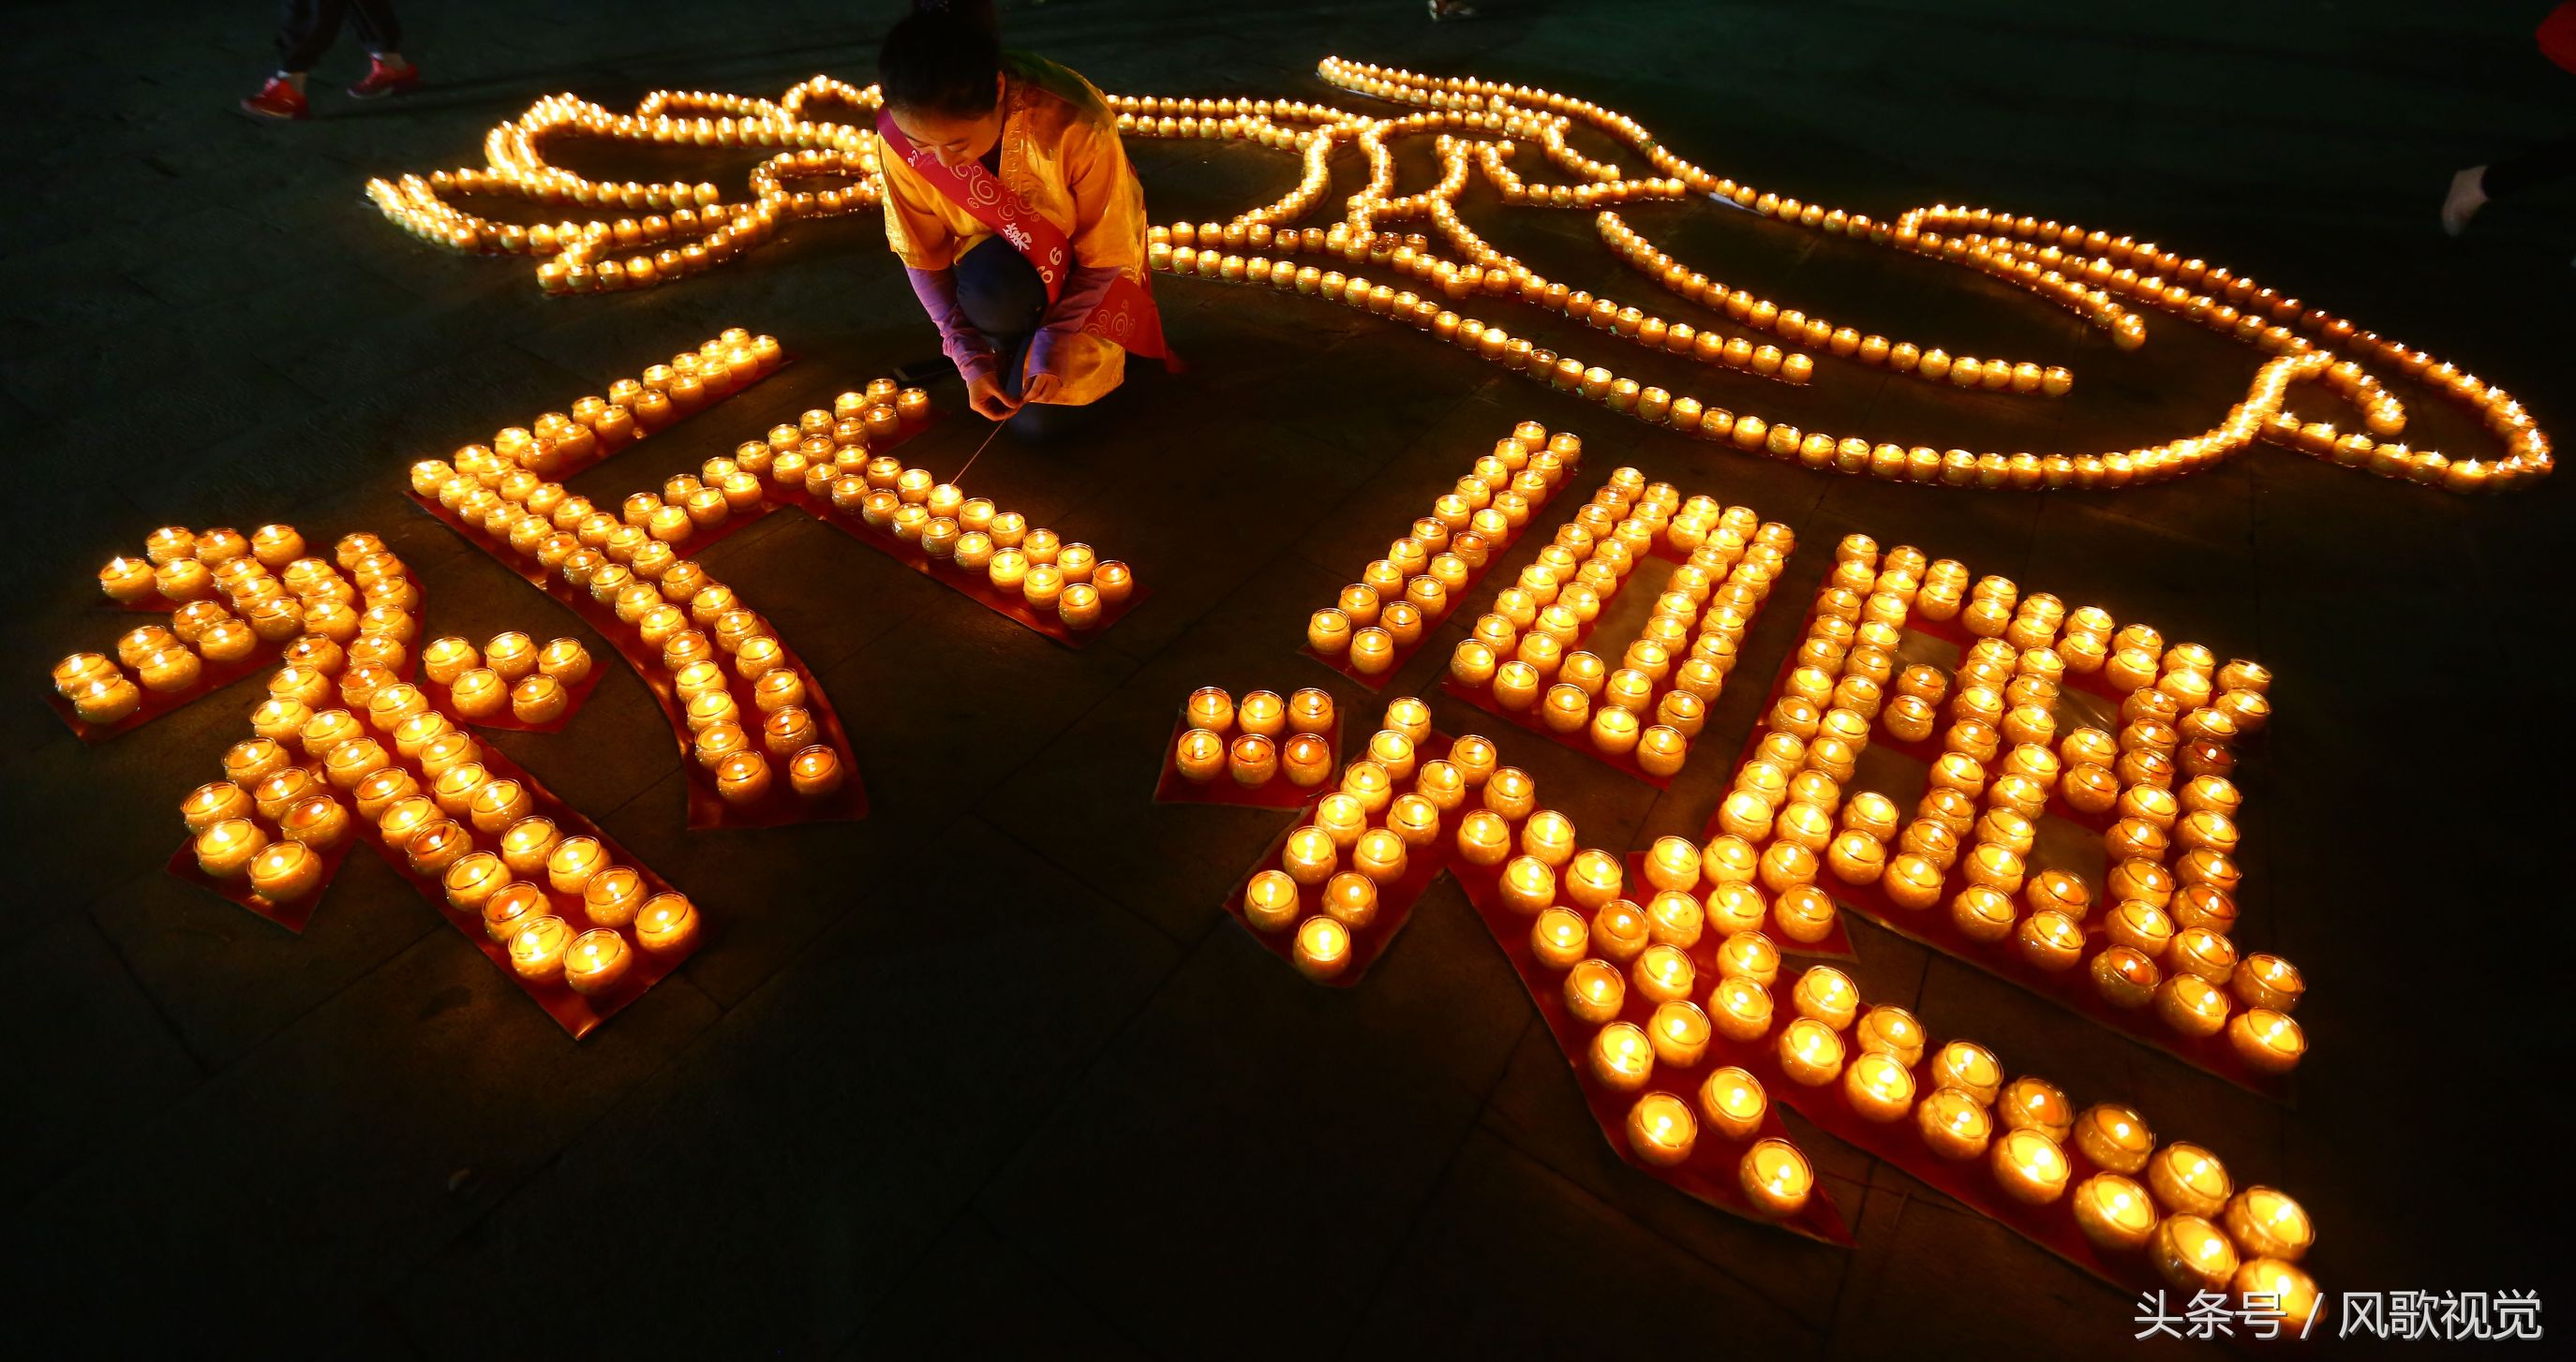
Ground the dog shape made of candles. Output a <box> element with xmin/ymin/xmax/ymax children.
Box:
<box><xmin>365</xmin><ymin>61</ymin><xmax>2546</xmax><ymax>496</ymax></box>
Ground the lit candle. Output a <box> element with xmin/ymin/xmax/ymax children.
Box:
<box><xmin>2154</xmin><ymin>974</ymin><xmax>2231</xmax><ymax>1038</ymax></box>
<box><xmin>716</xmin><ymin>749</ymin><xmax>773</xmax><ymax>805</ymax></box>
<box><xmin>509</xmin><ymin>914</ymin><xmax>574</xmax><ymax>984</ymax></box>
<box><xmin>2224</xmin><ymin>1186</ymin><xmax>2314</xmax><ymax>1262</ymax></box>
<box><xmin>1930</xmin><ymin>1041</ymin><xmax>2002</xmax><ymax>1105</ymax></box>
<box><xmin>2074</xmin><ymin>1103</ymin><xmax>2155</xmax><ymax>1174</ymax></box>
<box><xmin>1497</xmin><ymin>856</ymin><xmax>1555</xmax><ymax>915</ymax></box>
<box><xmin>404</xmin><ymin>820</ymin><xmax>473</xmax><ymax>878</ymax></box>
<box><xmin>1306</xmin><ymin>609</ymin><xmax>1351</xmax><ymax>655</ymax></box>
<box><xmin>1843</xmin><ymin>1051</ymin><xmax>1916</xmax><ymax>1122</ymax></box>
<box><xmin>562</xmin><ymin>928</ymin><xmax>633</xmax><ymax>997</ymax></box>
<box><xmin>1529</xmin><ymin>908</ymin><xmax>1588</xmax><ymax>970</ymax></box>
<box><xmin>480</xmin><ymin>880</ymin><xmax>547</xmax><ymax>944</ymax></box>
<box><xmin>1228</xmin><ymin>733</ymin><xmax>1277</xmax><ymax>787</ymax></box>
<box><xmin>1184</xmin><ymin>686</ymin><xmax>1234</xmax><ymax>733</ymax></box>
<box><xmin>2231</xmin><ymin>1259</ymin><xmax>2321</xmax><ymax>1332</ymax></box>
<box><xmin>1293</xmin><ymin>915</ymin><xmax>1351</xmax><ymax>981</ymax></box>
<box><xmin>1243</xmin><ymin>869</ymin><xmax>1302</xmax><ymax>933</ymax></box>
<box><xmin>279</xmin><ymin>795</ymin><xmax>350</xmax><ymax>851</ymax></box>
<box><xmin>2148</xmin><ymin>1142</ymin><xmax>2233</xmax><ymax>1217</ymax></box>
<box><xmin>484</xmin><ymin>631</ymin><xmax>537</xmax><ymax>681</ymax></box>
<box><xmin>422</xmin><ymin>636</ymin><xmax>478</xmax><ymax>685</ymax></box>
<box><xmin>1288</xmin><ymin>688</ymin><xmax>1335</xmax><ymax>735</ymax></box>
<box><xmin>2150</xmin><ymin>1214</ymin><xmax>2239</xmax><ymax>1293</ymax></box>
<box><xmin>1777</xmin><ymin>1017</ymin><xmax>1845</xmax><ymax>1086</ymax></box>
<box><xmin>1281</xmin><ymin>826</ymin><xmax>1338</xmax><ymax>887</ymax></box>
<box><xmin>512</xmin><ymin>674</ymin><xmax>571</xmax><ymax>724</ymax></box>
<box><xmin>1739</xmin><ymin>1138</ymin><xmax>1813</xmax><ymax>1218</ymax></box>
<box><xmin>1791</xmin><ymin>966</ymin><xmax>1859</xmax><ymax>1029</ymax></box>
<box><xmin>1348</xmin><ymin>628</ymin><xmax>1394</xmax><ymax>675</ymax></box>
<box><xmin>545</xmin><ymin>836</ymin><xmax>609</xmax><ymax>894</ymax></box>
<box><xmin>499</xmin><ymin>817</ymin><xmax>561</xmax><ymax>878</ymax></box>
<box><xmin>1588</xmin><ymin>1021</ymin><xmax>1655</xmax><ymax>1093</ymax></box>
<box><xmin>1996</xmin><ymin>1076</ymin><xmax>2074</xmax><ymax>1145</ymax></box>
<box><xmin>1699</xmin><ymin>1067</ymin><xmax>1767</xmax><ymax>1141</ymax></box>
<box><xmin>2226</xmin><ymin>1008</ymin><xmax>2305</xmax><ymax>1073</ymax></box>
<box><xmin>1715</xmin><ymin>930</ymin><xmax>1779</xmax><ymax>987</ymax></box>
<box><xmin>583</xmin><ymin>866</ymin><xmax>647</xmax><ymax>928</ymax></box>
<box><xmin>1564</xmin><ymin>958</ymin><xmax>1625</xmax><ymax>1025</ymax></box>
<box><xmin>1855</xmin><ymin>1005</ymin><xmax>1926</xmax><ymax>1068</ymax></box>
<box><xmin>1917</xmin><ymin>1086</ymin><xmax>1994</xmax><ymax>1160</ymax></box>
<box><xmin>1623</xmin><ymin>942</ymin><xmax>1695</xmax><ymax>1009</ymax></box>
<box><xmin>441</xmin><ymin>851</ymin><xmax>510</xmax><ymax>912</ymax></box>
<box><xmin>246</xmin><ymin>840</ymin><xmax>323</xmax><ymax>902</ymax></box>
<box><xmin>1351</xmin><ymin>828</ymin><xmax>1407</xmax><ymax>884</ymax></box>
<box><xmin>2072</xmin><ymin>1173</ymin><xmax>2159</xmax><ymax>1252</ymax></box>
<box><xmin>2231</xmin><ymin>955</ymin><xmax>2305</xmax><ymax>1013</ymax></box>
<box><xmin>2016</xmin><ymin>910</ymin><xmax>2087</xmax><ymax>971</ymax></box>
<box><xmin>182</xmin><ymin>782</ymin><xmax>256</xmax><ymax>833</ymax></box>
<box><xmin>1565</xmin><ymin>850</ymin><xmax>1623</xmax><ymax>911</ymax></box>
<box><xmin>538</xmin><ymin>638</ymin><xmax>592</xmax><ymax>684</ymax></box>
<box><xmin>635</xmin><ymin>893</ymin><xmax>700</xmax><ymax>954</ymax></box>
<box><xmin>1386</xmin><ymin>794</ymin><xmax>1440</xmax><ymax>849</ymax></box>
<box><xmin>71</xmin><ymin>675</ymin><xmax>143</xmax><ymax>723</ymax></box>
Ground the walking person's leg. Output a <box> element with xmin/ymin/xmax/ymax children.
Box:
<box><xmin>346</xmin><ymin>0</ymin><xmax>422</xmax><ymax>98</ymax></box>
<box><xmin>244</xmin><ymin>0</ymin><xmax>343</xmax><ymax>119</ymax></box>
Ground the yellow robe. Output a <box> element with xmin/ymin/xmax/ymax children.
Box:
<box><xmin>877</xmin><ymin>68</ymin><xmax>1150</xmax><ymax>406</ymax></box>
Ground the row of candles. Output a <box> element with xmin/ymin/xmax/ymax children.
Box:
<box><xmin>1298</xmin><ymin>58</ymin><xmax>2544</xmax><ymax>493</ymax></box>
<box><xmin>420</xmin><ymin>633</ymin><xmax>591</xmax><ymax>725</ymax></box>
<box><xmin>1703</xmin><ymin>535</ymin><xmax>2302</xmax><ymax>1071</ymax></box>
<box><xmin>404</xmin><ymin>337</ymin><xmax>862</xmax><ymax>806</ymax></box>
<box><xmin>365</xmin><ymin>77</ymin><xmax>885</xmax><ymax>294</ymax></box>
<box><xmin>60</xmin><ymin>524</ymin><xmax>408</xmax><ymax>725</ymax></box>
<box><xmin>1446</xmin><ymin>469</ymin><xmax>1794</xmax><ymax>777</ymax></box>
<box><xmin>1304</xmin><ymin>422</ymin><xmax>1579</xmax><ymax>676</ymax></box>
<box><xmin>1173</xmin><ymin>686</ymin><xmax>1337</xmax><ymax>789</ymax></box>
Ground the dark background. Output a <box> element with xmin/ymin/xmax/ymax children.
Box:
<box><xmin>3</xmin><ymin>0</ymin><xmax>2570</xmax><ymax>1354</ymax></box>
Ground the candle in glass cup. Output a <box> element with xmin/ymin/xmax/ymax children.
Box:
<box><xmin>246</xmin><ymin>840</ymin><xmax>323</xmax><ymax>902</ymax></box>
<box><xmin>2232</xmin><ymin>955</ymin><xmax>2304</xmax><ymax>1013</ymax></box>
<box><xmin>1929</xmin><ymin>1042</ymin><xmax>2002</xmax><ymax>1106</ymax></box>
<box><xmin>278</xmin><ymin>794</ymin><xmax>350</xmax><ymax>851</ymax></box>
<box><xmin>1699</xmin><ymin>1067</ymin><xmax>1768</xmax><ymax>1141</ymax></box>
<box><xmin>2148</xmin><ymin>1142</ymin><xmax>2233</xmax><ymax>1217</ymax></box>
<box><xmin>1792</xmin><ymin>967</ymin><xmax>1859</xmax><ymax>1029</ymax></box>
<box><xmin>183</xmin><ymin>781</ymin><xmax>256</xmax><ymax>833</ymax></box>
<box><xmin>422</xmin><ymin>637</ymin><xmax>478</xmax><ymax>686</ymax></box>
<box><xmin>2150</xmin><ymin>1214</ymin><xmax>2239</xmax><ymax>1293</ymax></box>
<box><xmin>1854</xmin><ymin>1005</ymin><xmax>1926</xmax><ymax>1068</ymax></box>
<box><xmin>2224</xmin><ymin>1187</ymin><xmax>2314</xmax><ymax>1262</ymax></box>
<box><xmin>1777</xmin><ymin>1018</ymin><xmax>1846</xmax><ymax>1086</ymax></box>
<box><xmin>2073</xmin><ymin>1173</ymin><xmax>2159</xmax><ymax>1252</ymax></box>
<box><xmin>1843</xmin><ymin>1050</ymin><xmax>1916</xmax><ymax>1122</ymax></box>
<box><xmin>562</xmin><ymin>928</ymin><xmax>633</xmax><ymax>997</ymax></box>
<box><xmin>635</xmin><ymin>893</ymin><xmax>699</xmax><ymax>954</ymax></box>
<box><xmin>2154</xmin><ymin>974</ymin><xmax>2231</xmax><ymax>1038</ymax></box>
<box><xmin>2232</xmin><ymin>1259</ymin><xmax>2320</xmax><ymax>1332</ymax></box>
<box><xmin>507</xmin><ymin>914</ymin><xmax>574</xmax><ymax>984</ymax></box>
<box><xmin>2226</xmin><ymin>1008</ymin><xmax>2305</xmax><ymax>1073</ymax></box>
<box><xmin>1243</xmin><ymin>870</ymin><xmax>1301</xmax><ymax>933</ymax></box>
<box><xmin>1530</xmin><ymin>908</ymin><xmax>1588</xmax><ymax>970</ymax></box>
<box><xmin>1564</xmin><ymin>959</ymin><xmax>1626</xmax><ymax>1025</ymax></box>
<box><xmin>1588</xmin><ymin>1022</ymin><xmax>1656</xmax><ymax>1093</ymax></box>
<box><xmin>1292</xmin><ymin>915</ymin><xmax>1351</xmax><ymax>981</ymax></box>
<box><xmin>1739</xmin><ymin>1138</ymin><xmax>1813</xmax><ymax>1218</ymax></box>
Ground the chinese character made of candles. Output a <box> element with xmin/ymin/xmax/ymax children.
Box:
<box><xmin>1698</xmin><ymin>535</ymin><xmax>2301</xmax><ymax>1093</ymax></box>
<box><xmin>96</xmin><ymin>534</ymin><xmax>697</xmax><ymax>1037</ymax></box>
<box><xmin>1441</xmin><ymin>449</ymin><xmax>1794</xmax><ymax>783</ymax></box>
<box><xmin>367</xmin><ymin>67</ymin><xmax>2547</xmax><ymax>496</ymax></box>
<box><xmin>1211</xmin><ymin>701</ymin><xmax>2322</xmax><ymax>1320</ymax></box>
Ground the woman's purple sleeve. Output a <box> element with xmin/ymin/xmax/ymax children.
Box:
<box><xmin>906</xmin><ymin>266</ymin><xmax>1000</xmax><ymax>387</ymax></box>
<box><xmin>1027</xmin><ymin>262</ymin><xmax>1123</xmax><ymax>378</ymax></box>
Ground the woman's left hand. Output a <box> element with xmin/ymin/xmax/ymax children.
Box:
<box><xmin>1020</xmin><ymin>371</ymin><xmax>1063</xmax><ymax>406</ymax></box>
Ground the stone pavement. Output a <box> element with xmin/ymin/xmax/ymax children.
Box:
<box><xmin>2</xmin><ymin>0</ymin><xmax>2569</xmax><ymax>1354</ymax></box>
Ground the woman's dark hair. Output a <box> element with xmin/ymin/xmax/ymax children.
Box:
<box><xmin>879</xmin><ymin>1</ymin><xmax>1004</xmax><ymax>117</ymax></box>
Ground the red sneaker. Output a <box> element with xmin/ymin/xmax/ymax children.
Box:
<box><xmin>240</xmin><ymin>76</ymin><xmax>309</xmax><ymax>120</ymax></box>
<box><xmin>348</xmin><ymin>56</ymin><xmax>420</xmax><ymax>99</ymax></box>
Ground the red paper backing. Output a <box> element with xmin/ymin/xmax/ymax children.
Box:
<box><xmin>1451</xmin><ymin>860</ymin><xmax>1855</xmax><ymax>1246</ymax></box>
<box><xmin>1151</xmin><ymin>711</ymin><xmax>1345</xmax><ymax>807</ymax></box>
<box><xmin>1212</xmin><ymin>733</ymin><xmax>1461</xmax><ymax>987</ymax></box>
<box><xmin>1619</xmin><ymin>850</ymin><xmax>1856</xmax><ymax>960</ymax></box>
<box><xmin>1707</xmin><ymin>602</ymin><xmax>2289</xmax><ymax>1102</ymax></box>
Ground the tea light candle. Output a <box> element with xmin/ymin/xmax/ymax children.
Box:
<box><xmin>715</xmin><ymin>750</ymin><xmax>773</xmax><ymax>805</ymax></box>
<box><xmin>1792</xmin><ymin>967</ymin><xmax>1859</xmax><ymax>1029</ymax></box>
<box><xmin>1739</xmin><ymin>1139</ymin><xmax>1813</xmax><ymax>1218</ymax></box>
<box><xmin>2154</xmin><ymin>974</ymin><xmax>2231</xmax><ymax>1037</ymax></box>
<box><xmin>2092</xmin><ymin>947</ymin><xmax>2161</xmax><ymax>1009</ymax></box>
<box><xmin>1623</xmin><ymin>1092</ymin><xmax>1699</xmax><ymax>1169</ymax></box>
<box><xmin>2016</xmin><ymin>910</ymin><xmax>2087</xmax><ymax>971</ymax></box>
<box><xmin>1699</xmin><ymin>1067</ymin><xmax>1767</xmax><ymax>1141</ymax></box>
<box><xmin>1588</xmin><ymin>1022</ymin><xmax>1656</xmax><ymax>1093</ymax></box>
<box><xmin>2232</xmin><ymin>1259</ymin><xmax>2321</xmax><ymax>1331</ymax></box>
<box><xmin>1777</xmin><ymin>1017</ymin><xmax>1846</xmax><ymax>1086</ymax></box>
<box><xmin>1184</xmin><ymin>687</ymin><xmax>1234</xmax><ymax>733</ymax></box>
<box><xmin>508</xmin><ymin>914</ymin><xmax>574</xmax><ymax>984</ymax></box>
<box><xmin>183</xmin><ymin>782</ymin><xmax>257</xmax><ymax>832</ymax></box>
<box><xmin>474</xmin><ymin>881</ymin><xmax>546</xmax><ymax>944</ymax></box>
<box><xmin>2074</xmin><ymin>1103</ymin><xmax>2156</xmax><ymax>1174</ymax></box>
<box><xmin>2073</xmin><ymin>1173</ymin><xmax>2159</xmax><ymax>1252</ymax></box>
<box><xmin>576</xmin><ymin>866</ymin><xmax>644</xmax><ymax>928</ymax></box>
<box><xmin>544</xmin><ymin>836</ymin><xmax>608</xmax><ymax>895</ymax></box>
<box><xmin>1564</xmin><ymin>959</ymin><xmax>1626</xmax><ymax>1025</ymax></box>
<box><xmin>1351</xmin><ymin>828</ymin><xmax>1407</xmax><ymax>884</ymax></box>
<box><xmin>2224</xmin><ymin>1187</ymin><xmax>2314</xmax><ymax>1262</ymax></box>
<box><xmin>1293</xmin><ymin>915</ymin><xmax>1351</xmax><ymax>981</ymax></box>
<box><xmin>1917</xmin><ymin>1086</ymin><xmax>1994</xmax><ymax>1160</ymax></box>
<box><xmin>1287</xmin><ymin>688</ymin><xmax>1335</xmax><ymax>735</ymax></box>
<box><xmin>1855</xmin><ymin>1006</ymin><xmax>1926</xmax><ymax>1068</ymax></box>
<box><xmin>1633</xmin><ymin>945</ymin><xmax>1696</xmax><ymax>1006</ymax></box>
<box><xmin>1530</xmin><ymin>908</ymin><xmax>1589</xmax><ymax>970</ymax></box>
<box><xmin>2148</xmin><ymin>1143</ymin><xmax>2233</xmax><ymax>1217</ymax></box>
<box><xmin>71</xmin><ymin>675</ymin><xmax>144</xmax><ymax>723</ymax></box>
<box><xmin>538</xmin><ymin>639</ymin><xmax>592</xmax><ymax>684</ymax></box>
<box><xmin>484</xmin><ymin>632</ymin><xmax>537</xmax><ymax>681</ymax></box>
<box><xmin>137</xmin><ymin>647</ymin><xmax>202</xmax><ymax>694</ymax></box>
<box><xmin>278</xmin><ymin>795</ymin><xmax>349</xmax><ymax>851</ymax></box>
<box><xmin>1281</xmin><ymin>826</ymin><xmax>1338</xmax><ymax>887</ymax></box>
<box><xmin>634</xmin><ymin>893</ymin><xmax>700</xmax><ymax>954</ymax></box>
<box><xmin>2226</xmin><ymin>1008</ymin><xmax>2305</xmax><ymax>1073</ymax></box>
<box><xmin>1565</xmin><ymin>850</ymin><xmax>1622</xmax><ymax>911</ymax></box>
<box><xmin>1243</xmin><ymin>869</ymin><xmax>1302</xmax><ymax>933</ymax></box>
<box><xmin>246</xmin><ymin>840</ymin><xmax>323</xmax><ymax>902</ymax></box>
<box><xmin>404</xmin><ymin>820</ymin><xmax>473</xmax><ymax>878</ymax></box>
<box><xmin>1715</xmin><ymin>931</ymin><xmax>1779</xmax><ymax>987</ymax></box>
<box><xmin>441</xmin><ymin>851</ymin><xmax>511</xmax><ymax>912</ymax></box>
<box><xmin>1348</xmin><ymin>628</ymin><xmax>1394</xmax><ymax>674</ymax></box>
<box><xmin>99</xmin><ymin>556</ymin><xmax>159</xmax><ymax>603</ymax></box>
<box><xmin>1930</xmin><ymin>1042</ymin><xmax>2002</xmax><ymax>1105</ymax></box>
<box><xmin>1305</xmin><ymin>609</ymin><xmax>1351</xmax><ymax>655</ymax></box>
<box><xmin>377</xmin><ymin>795</ymin><xmax>439</xmax><ymax>846</ymax></box>
<box><xmin>1228</xmin><ymin>733</ymin><xmax>1278</xmax><ymax>786</ymax></box>
<box><xmin>422</xmin><ymin>637</ymin><xmax>478</xmax><ymax>686</ymax></box>
<box><xmin>1498</xmin><ymin>856</ymin><xmax>1555</xmax><ymax>915</ymax></box>
<box><xmin>2150</xmin><ymin>1214</ymin><xmax>2239</xmax><ymax>1293</ymax></box>
<box><xmin>1321</xmin><ymin>871</ymin><xmax>1377</xmax><ymax>930</ymax></box>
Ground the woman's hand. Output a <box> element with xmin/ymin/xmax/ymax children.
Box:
<box><xmin>1020</xmin><ymin>371</ymin><xmax>1063</xmax><ymax>407</ymax></box>
<box><xmin>966</xmin><ymin>372</ymin><xmax>1020</xmax><ymax>422</ymax></box>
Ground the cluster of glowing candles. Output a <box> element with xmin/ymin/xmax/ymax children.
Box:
<box><xmin>1445</xmin><ymin>748</ymin><xmax>2315</xmax><ymax>1317</ymax></box>
<box><xmin>1447</xmin><ymin>466</ymin><xmax>1791</xmax><ymax>776</ymax></box>
<box><xmin>1695</xmin><ymin>532</ymin><xmax>2301</xmax><ymax>1073</ymax></box>
<box><xmin>65</xmin><ymin>522</ymin><xmax>326</xmax><ymax>724</ymax></box>
<box><xmin>182</xmin><ymin>544</ymin><xmax>700</xmax><ymax>993</ymax></box>
<box><xmin>1240</xmin><ymin>697</ymin><xmax>1445</xmax><ymax>980</ymax></box>
<box><xmin>1305</xmin><ymin>422</ymin><xmax>1577</xmax><ymax>676</ymax></box>
<box><xmin>419</xmin><ymin>632</ymin><xmax>590</xmax><ymax>725</ymax></box>
<box><xmin>400</xmin><ymin>335</ymin><xmax>856</xmax><ymax>807</ymax></box>
<box><xmin>366</xmin><ymin>75</ymin><xmax>885</xmax><ymax>293</ymax></box>
<box><xmin>1173</xmin><ymin>685</ymin><xmax>1337</xmax><ymax>790</ymax></box>
<box><xmin>815</xmin><ymin>450</ymin><xmax>1133</xmax><ymax>632</ymax></box>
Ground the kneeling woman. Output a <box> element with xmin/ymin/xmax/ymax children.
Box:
<box><xmin>875</xmin><ymin>1</ymin><xmax>1169</xmax><ymax>426</ymax></box>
